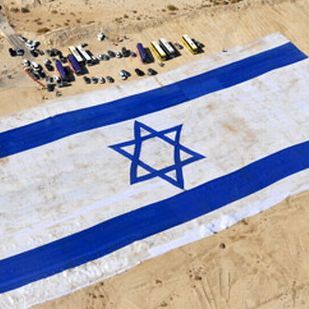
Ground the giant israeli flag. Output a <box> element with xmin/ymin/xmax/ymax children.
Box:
<box><xmin>0</xmin><ymin>33</ymin><xmax>308</xmax><ymax>307</ymax></box>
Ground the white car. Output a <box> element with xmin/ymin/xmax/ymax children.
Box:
<box><xmin>31</xmin><ymin>61</ymin><xmax>40</xmax><ymax>70</ymax></box>
<box><xmin>98</xmin><ymin>77</ymin><xmax>105</xmax><ymax>84</ymax></box>
<box><xmin>26</xmin><ymin>42</ymin><xmax>36</xmax><ymax>51</ymax></box>
<box><xmin>43</xmin><ymin>58</ymin><xmax>52</xmax><ymax>65</ymax></box>
<box><xmin>119</xmin><ymin>70</ymin><xmax>129</xmax><ymax>80</ymax></box>
<box><xmin>97</xmin><ymin>32</ymin><xmax>106</xmax><ymax>41</ymax></box>
<box><xmin>22</xmin><ymin>59</ymin><xmax>30</xmax><ymax>67</ymax></box>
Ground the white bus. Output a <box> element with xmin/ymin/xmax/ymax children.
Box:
<box><xmin>76</xmin><ymin>45</ymin><xmax>93</xmax><ymax>64</ymax></box>
<box><xmin>181</xmin><ymin>34</ymin><xmax>199</xmax><ymax>54</ymax></box>
<box><xmin>159</xmin><ymin>38</ymin><xmax>176</xmax><ymax>58</ymax></box>
<box><xmin>150</xmin><ymin>41</ymin><xmax>167</xmax><ymax>61</ymax></box>
<box><xmin>68</xmin><ymin>46</ymin><xmax>84</xmax><ymax>63</ymax></box>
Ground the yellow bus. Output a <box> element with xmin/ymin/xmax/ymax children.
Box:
<box><xmin>182</xmin><ymin>34</ymin><xmax>199</xmax><ymax>54</ymax></box>
<box><xmin>150</xmin><ymin>41</ymin><xmax>167</xmax><ymax>61</ymax></box>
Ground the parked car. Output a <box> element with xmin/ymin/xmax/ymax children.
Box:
<box><xmin>31</xmin><ymin>62</ymin><xmax>43</xmax><ymax>71</ymax></box>
<box><xmin>135</xmin><ymin>68</ymin><xmax>145</xmax><ymax>77</ymax></box>
<box><xmin>8</xmin><ymin>48</ymin><xmax>17</xmax><ymax>57</ymax></box>
<box><xmin>121</xmin><ymin>47</ymin><xmax>130</xmax><ymax>57</ymax></box>
<box><xmin>32</xmin><ymin>40</ymin><xmax>40</xmax><ymax>48</ymax></box>
<box><xmin>30</xmin><ymin>49</ymin><xmax>39</xmax><ymax>57</ymax></box>
<box><xmin>54</xmin><ymin>76</ymin><xmax>61</xmax><ymax>84</ymax></box>
<box><xmin>83</xmin><ymin>76</ymin><xmax>91</xmax><ymax>84</ymax></box>
<box><xmin>60</xmin><ymin>56</ymin><xmax>67</xmax><ymax>64</ymax></box>
<box><xmin>97</xmin><ymin>32</ymin><xmax>106</xmax><ymax>41</ymax></box>
<box><xmin>99</xmin><ymin>53</ymin><xmax>110</xmax><ymax>61</ymax></box>
<box><xmin>16</xmin><ymin>48</ymin><xmax>24</xmax><ymax>56</ymax></box>
<box><xmin>91</xmin><ymin>77</ymin><xmax>98</xmax><ymax>84</ymax></box>
<box><xmin>38</xmin><ymin>70</ymin><xmax>46</xmax><ymax>79</ymax></box>
<box><xmin>25</xmin><ymin>43</ymin><xmax>36</xmax><ymax>51</ymax></box>
<box><xmin>44</xmin><ymin>58</ymin><xmax>52</xmax><ymax>65</ymax></box>
<box><xmin>99</xmin><ymin>77</ymin><xmax>106</xmax><ymax>84</ymax></box>
<box><xmin>47</xmin><ymin>83</ymin><xmax>55</xmax><ymax>92</ymax></box>
<box><xmin>115</xmin><ymin>52</ymin><xmax>122</xmax><ymax>58</ymax></box>
<box><xmin>22</xmin><ymin>59</ymin><xmax>30</xmax><ymax>67</ymax></box>
<box><xmin>107</xmin><ymin>50</ymin><xmax>116</xmax><ymax>58</ymax></box>
<box><xmin>45</xmin><ymin>64</ymin><xmax>54</xmax><ymax>71</ymax></box>
<box><xmin>147</xmin><ymin>68</ymin><xmax>157</xmax><ymax>76</ymax></box>
<box><xmin>119</xmin><ymin>70</ymin><xmax>130</xmax><ymax>80</ymax></box>
<box><xmin>106</xmin><ymin>76</ymin><xmax>114</xmax><ymax>83</ymax></box>
<box><xmin>46</xmin><ymin>48</ymin><xmax>61</xmax><ymax>57</ymax></box>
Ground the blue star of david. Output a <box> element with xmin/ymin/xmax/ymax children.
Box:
<box><xmin>109</xmin><ymin>121</ymin><xmax>205</xmax><ymax>189</ymax></box>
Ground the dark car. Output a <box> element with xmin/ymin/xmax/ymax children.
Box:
<box><xmin>60</xmin><ymin>56</ymin><xmax>67</xmax><ymax>64</ymax></box>
<box><xmin>38</xmin><ymin>70</ymin><xmax>46</xmax><ymax>79</ymax></box>
<box><xmin>121</xmin><ymin>47</ymin><xmax>131</xmax><ymax>57</ymax></box>
<box><xmin>107</xmin><ymin>50</ymin><xmax>116</xmax><ymax>58</ymax></box>
<box><xmin>147</xmin><ymin>68</ymin><xmax>157</xmax><ymax>76</ymax></box>
<box><xmin>30</xmin><ymin>49</ymin><xmax>39</xmax><ymax>57</ymax></box>
<box><xmin>106</xmin><ymin>76</ymin><xmax>114</xmax><ymax>83</ymax></box>
<box><xmin>8</xmin><ymin>48</ymin><xmax>17</xmax><ymax>57</ymax></box>
<box><xmin>135</xmin><ymin>68</ymin><xmax>145</xmax><ymax>77</ymax></box>
<box><xmin>47</xmin><ymin>83</ymin><xmax>55</xmax><ymax>92</ymax></box>
<box><xmin>47</xmin><ymin>48</ymin><xmax>61</xmax><ymax>57</ymax></box>
<box><xmin>83</xmin><ymin>76</ymin><xmax>91</xmax><ymax>84</ymax></box>
<box><xmin>45</xmin><ymin>64</ymin><xmax>54</xmax><ymax>71</ymax></box>
<box><xmin>91</xmin><ymin>77</ymin><xmax>98</xmax><ymax>84</ymax></box>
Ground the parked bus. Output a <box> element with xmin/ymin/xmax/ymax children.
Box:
<box><xmin>67</xmin><ymin>54</ymin><xmax>83</xmax><ymax>75</ymax></box>
<box><xmin>181</xmin><ymin>34</ymin><xmax>199</xmax><ymax>54</ymax></box>
<box><xmin>159</xmin><ymin>38</ymin><xmax>176</xmax><ymax>58</ymax></box>
<box><xmin>55</xmin><ymin>59</ymin><xmax>68</xmax><ymax>81</ymax></box>
<box><xmin>136</xmin><ymin>43</ymin><xmax>148</xmax><ymax>63</ymax></box>
<box><xmin>76</xmin><ymin>45</ymin><xmax>93</xmax><ymax>64</ymax></box>
<box><xmin>150</xmin><ymin>41</ymin><xmax>167</xmax><ymax>61</ymax></box>
<box><xmin>68</xmin><ymin>46</ymin><xmax>83</xmax><ymax>63</ymax></box>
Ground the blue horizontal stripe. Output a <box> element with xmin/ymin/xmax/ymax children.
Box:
<box><xmin>0</xmin><ymin>42</ymin><xmax>306</xmax><ymax>159</ymax></box>
<box><xmin>0</xmin><ymin>141</ymin><xmax>308</xmax><ymax>293</ymax></box>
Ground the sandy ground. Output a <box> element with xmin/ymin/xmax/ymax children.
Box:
<box><xmin>0</xmin><ymin>0</ymin><xmax>308</xmax><ymax>308</ymax></box>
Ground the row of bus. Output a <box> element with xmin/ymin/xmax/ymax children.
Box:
<box><xmin>69</xmin><ymin>45</ymin><xmax>97</xmax><ymax>65</ymax></box>
<box><xmin>137</xmin><ymin>34</ymin><xmax>201</xmax><ymax>63</ymax></box>
<box><xmin>51</xmin><ymin>45</ymin><xmax>92</xmax><ymax>81</ymax></box>
<box><xmin>54</xmin><ymin>35</ymin><xmax>201</xmax><ymax>83</ymax></box>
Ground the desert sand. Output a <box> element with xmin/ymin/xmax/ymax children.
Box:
<box><xmin>0</xmin><ymin>0</ymin><xmax>308</xmax><ymax>308</ymax></box>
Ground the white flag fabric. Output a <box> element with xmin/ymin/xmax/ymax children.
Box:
<box><xmin>0</xmin><ymin>33</ymin><xmax>308</xmax><ymax>308</ymax></box>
